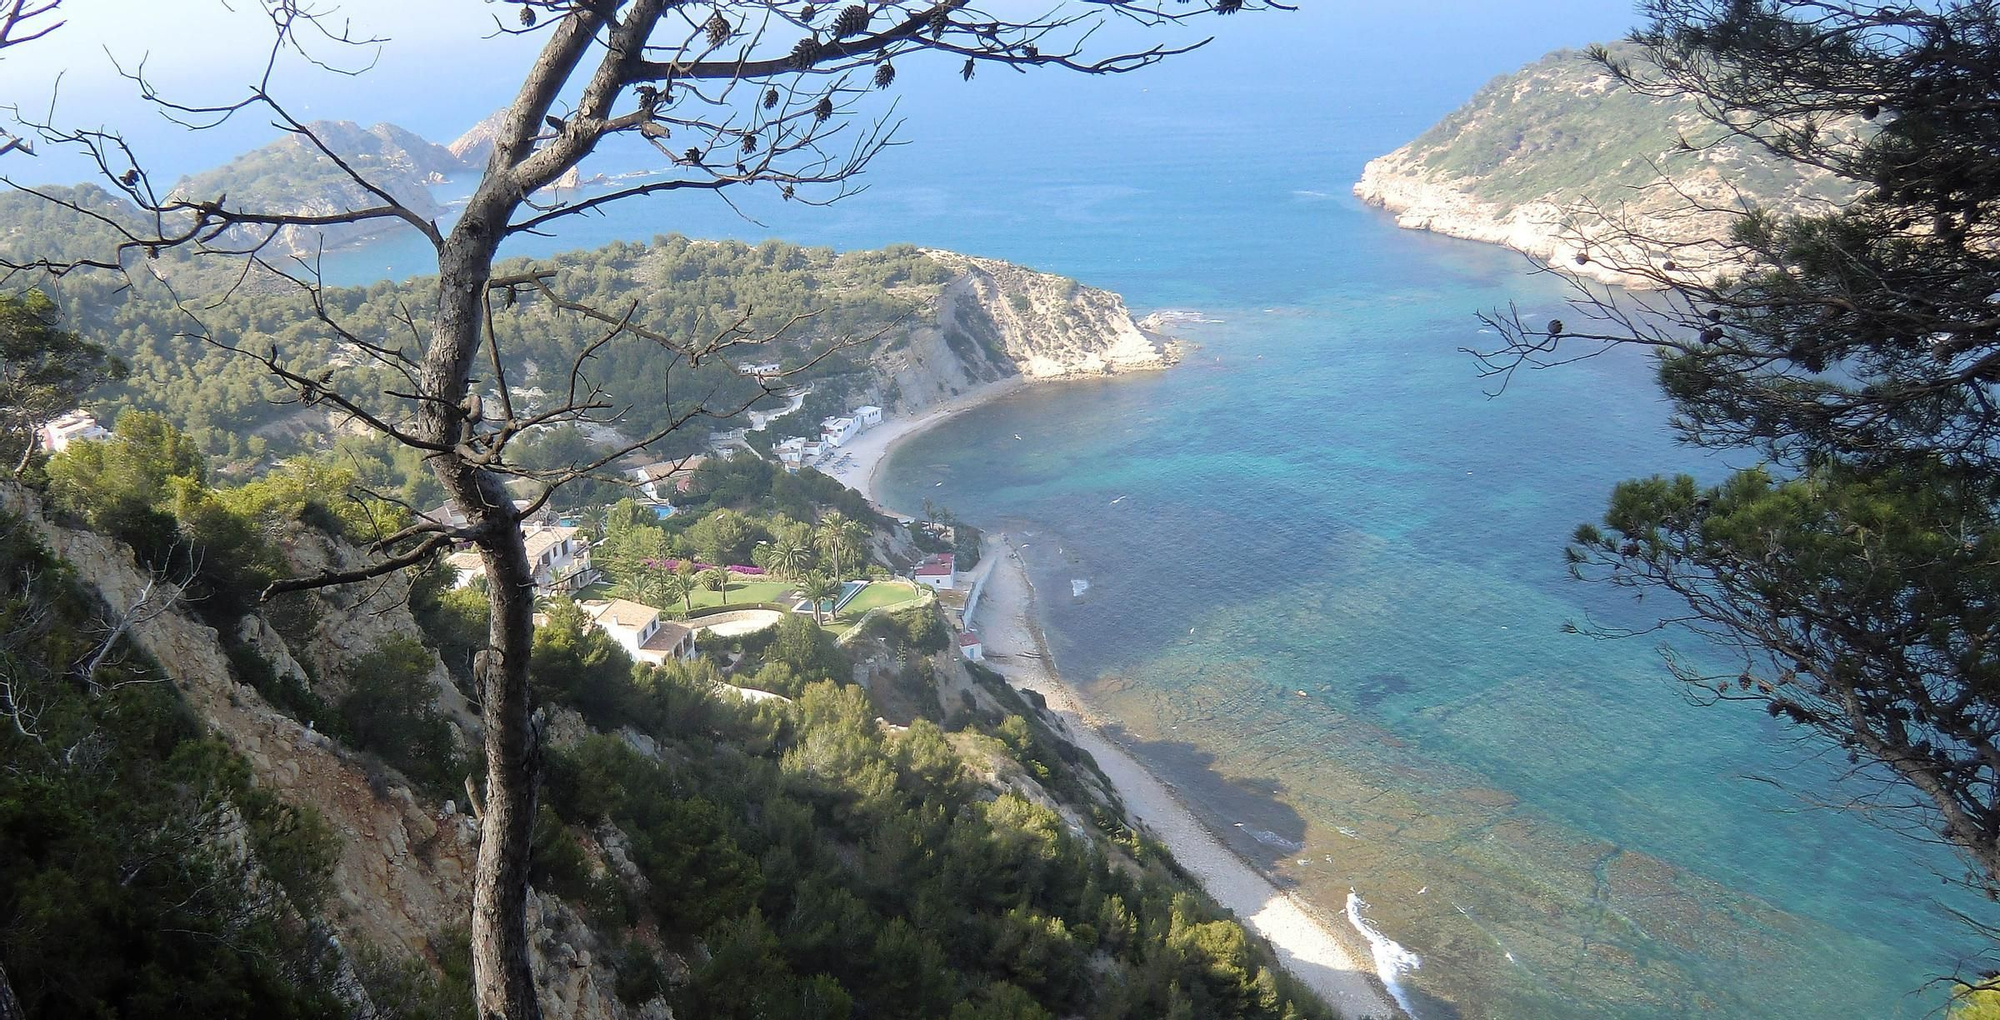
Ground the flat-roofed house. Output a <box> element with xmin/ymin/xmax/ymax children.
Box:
<box><xmin>39</xmin><ymin>410</ymin><xmax>108</xmax><ymax>452</ymax></box>
<box><xmin>820</xmin><ymin>415</ymin><xmax>860</xmax><ymax>448</ymax></box>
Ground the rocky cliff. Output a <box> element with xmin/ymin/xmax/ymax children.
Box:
<box><xmin>0</xmin><ymin>485</ymin><xmax>654</xmax><ymax>1020</ymax></box>
<box><xmin>171</xmin><ymin>120</ymin><xmax>466</xmax><ymax>256</ymax></box>
<box><xmin>865</xmin><ymin>249</ymin><xmax>1181</xmax><ymax>413</ymax></box>
<box><xmin>1353</xmin><ymin>44</ymin><xmax>1860</xmax><ymax>287</ymax></box>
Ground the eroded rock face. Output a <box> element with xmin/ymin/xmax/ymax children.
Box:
<box><xmin>1352</xmin><ymin>45</ymin><xmax>1860</xmax><ymax>287</ymax></box>
<box><xmin>866</xmin><ymin>250</ymin><xmax>1180</xmax><ymax>413</ymax></box>
<box><xmin>0</xmin><ymin>486</ymin><xmax>663</xmax><ymax>1020</ymax></box>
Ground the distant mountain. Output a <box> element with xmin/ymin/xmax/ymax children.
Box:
<box><xmin>170</xmin><ymin>120</ymin><xmax>468</xmax><ymax>255</ymax></box>
<box><xmin>447</xmin><ymin>107</ymin><xmax>508</xmax><ymax>168</ymax></box>
<box><xmin>1353</xmin><ymin>44</ymin><xmax>1861</xmax><ymax>286</ymax></box>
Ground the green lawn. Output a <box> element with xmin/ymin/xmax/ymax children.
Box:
<box><xmin>589</xmin><ymin>577</ymin><xmax>919</xmax><ymax>636</ymax></box>
<box><xmin>682</xmin><ymin>579</ymin><xmax>795</xmax><ymax>614</ymax></box>
<box><xmin>821</xmin><ymin>581</ymin><xmax>926</xmax><ymax>637</ymax></box>
<box><xmin>839</xmin><ymin>581</ymin><xmax>923</xmax><ymax>617</ymax></box>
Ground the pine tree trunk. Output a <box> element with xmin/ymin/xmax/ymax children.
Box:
<box><xmin>0</xmin><ymin>960</ymin><xmax>25</xmax><ymax>1020</ymax></box>
<box><xmin>428</xmin><ymin>224</ymin><xmax>543</xmax><ymax>1020</ymax></box>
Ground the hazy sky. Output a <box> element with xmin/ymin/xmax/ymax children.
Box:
<box><xmin>0</xmin><ymin>2</ymin><xmax>1639</xmax><ymax>185</ymax></box>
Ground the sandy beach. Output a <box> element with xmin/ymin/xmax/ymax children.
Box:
<box><xmin>971</xmin><ymin>541</ymin><xmax>1401</xmax><ymax>1019</ymax></box>
<box><xmin>819</xmin><ymin>376</ymin><xmax>1028</xmax><ymax>516</ymax></box>
<box><xmin>832</xmin><ymin>391</ymin><xmax>1399</xmax><ymax>1018</ymax></box>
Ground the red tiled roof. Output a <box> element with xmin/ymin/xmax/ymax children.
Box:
<box><xmin>957</xmin><ymin>632</ymin><xmax>981</xmax><ymax>646</ymax></box>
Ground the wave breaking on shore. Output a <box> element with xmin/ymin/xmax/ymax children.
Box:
<box><xmin>1346</xmin><ymin>890</ymin><xmax>1424</xmax><ymax>1017</ymax></box>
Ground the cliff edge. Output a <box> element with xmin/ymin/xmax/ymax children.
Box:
<box><xmin>865</xmin><ymin>249</ymin><xmax>1180</xmax><ymax>414</ymax></box>
<box><xmin>1353</xmin><ymin>44</ymin><xmax>1859</xmax><ymax>286</ymax></box>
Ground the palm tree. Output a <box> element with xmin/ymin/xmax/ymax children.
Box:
<box><xmin>816</xmin><ymin>512</ymin><xmax>864</xmax><ymax>581</ymax></box>
<box><xmin>772</xmin><ymin>536</ymin><xmax>814</xmax><ymax>579</ymax></box>
<box><xmin>701</xmin><ymin>565</ymin><xmax>730</xmax><ymax>605</ymax></box>
<box><xmin>610</xmin><ymin>563</ymin><xmax>670</xmax><ymax>604</ymax></box>
<box><xmin>658</xmin><ymin>573</ymin><xmax>692</xmax><ymax>616</ymax></box>
<box><xmin>798</xmin><ymin>572</ymin><xmax>838</xmax><ymax>626</ymax></box>
<box><xmin>674</xmin><ymin>557</ymin><xmax>701</xmax><ymax>587</ymax></box>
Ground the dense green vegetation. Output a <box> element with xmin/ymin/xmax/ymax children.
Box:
<box><xmin>1397</xmin><ymin>42</ymin><xmax>1856</xmax><ymax>212</ymax></box>
<box><xmin>10</xmin><ymin>333</ymin><xmax>1344</xmax><ymax>1020</ymax></box>
<box><xmin>0</xmin><ymin>290</ymin><xmax>125</xmax><ymax>471</ymax></box>
<box><xmin>0</xmin><ymin>183</ymin><xmax>953</xmax><ymax>484</ymax></box>
<box><xmin>0</xmin><ymin>511</ymin><xmax>347</xmax><ymax>1018</ymax></box>
<box><xmin>507</xmin><ymin>593</ymin><xmax>1333</xmax><ymax>1020</ymax></box>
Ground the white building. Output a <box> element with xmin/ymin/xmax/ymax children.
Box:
<box><xmin>579</xmin><ymin>598</ymin><xmax>697</xmax><ymax>664</ymax></box>
<box><xmin>914</xmin><ymin>552</ymin><xmax>956</xmax><ymax>591</ymax></box>
<box><xmin>39</xmin><ymin>410</ymin><xmax>108</xmax><ymax>453</ymax></box>
<box><xmin>957</xmin><ymin>631</ymin><xmax>984</xmax><ymax>662</ymax></box>
<box><xmin>446</xmin><ymin>524</ymin><xmax>596</xmax><ymax>595</ymax></box>
<box><xmin>738</xmin><ymin>361</ymin><xmax>782</xmax><ymax>378</ymax></box>
<box><xmin>853</xmin><ymin>405</ymin><xmax>883</xmax><ymax>428</ymax></box>
<box><xmin>774</xmin><ymin>436</ymin><xmax>810</xmax><ymax>472</ymax></box>
<box><xmin>820</xmin><ymin>415</ymin><xmax>860</xmax><ymax>448</ymax></box>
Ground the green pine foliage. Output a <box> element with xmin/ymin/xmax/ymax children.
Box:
<box><xmin>511</xmin><ymin>586</ymin><xmax>1332</xmax><ymax>1020</ymax></box>
<box><xmin>0</xmin><ymin>512</ymin><xmax>347</xmax><ymax>1017</ymax></box>
<box><xmin>0</xmin><ymin>184</ymin><xmax>955</xmax><ymax>476</ymax></box>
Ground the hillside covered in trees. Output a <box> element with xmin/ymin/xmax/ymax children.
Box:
<box><xmin>1353</xmin><ymin>43</ymin><xmax>1863</xmax><ymax>284</ymax></box>
<box><xmin>0</xmin><ymin>178</ymin><xmax>1169</xmax><ymax>506</ymax></box>
<box><xmin>0</xmin><ymin>407</ymin><xmax>1342</xmax><ymax>1020</ymax></box>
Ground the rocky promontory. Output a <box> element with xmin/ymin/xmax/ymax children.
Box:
<box><xmin>860</xmin><ymin>249</ymin><xmax>1181</xmax><ymax>415</ymax></box>
<box><xmin>1354</xmin><ymin>44</ymin><xmax>1860</xmax><ymax>287</ymax></box>
<box><xmin>170</xmin><ymin>120</ymin><xmax>468</xmax><ymax>255</ymax></box>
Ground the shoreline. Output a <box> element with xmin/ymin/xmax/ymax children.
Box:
<box><xmin>820</xmin><ymin>375</ymin><xmax>1029</xmax><ymax>515</ymax></box>
<box><xmin>973</xmin><ymin>537</ymin><xmax>1401</xmax><ymax>1019</ymax></box>
<box><xmin>831</xmin><ymin>368</ymin><xmax>1401</xmax><ymax>1017</ymax></box>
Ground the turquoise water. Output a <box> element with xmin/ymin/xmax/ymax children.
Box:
<box><xmin>881</xmin><ymin>241</ymin><xmax>1987</xmax><ymax>1016</ymax></box>
<box><xmin>839</xmin><ymin>12</ymin><xmax>1992</xmax><ymax>1018</ymax></box>
<box><xmin>65</xmin><ymin>2</ymin><xmax>1980</xmax><ymax>1014</ymax></box>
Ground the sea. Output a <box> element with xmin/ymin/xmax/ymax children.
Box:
<box><xmin>37</xmin><ymin>2</ymin><xmax>1988</xmax><ymax>1015</ymax></box>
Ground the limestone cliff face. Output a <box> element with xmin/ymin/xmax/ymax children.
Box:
<box><xmin>867</xmin><ymin>250</ymin><xmax>1180</xmax><ymax>413</ymax></box>
<box><xmin>0</xmin><ymin>486</ymin><xmax>656</xmax><ymax>1020</ymax></box>
<box><xmin>1353</xmin><ymin>45</ymin><xmax>1859</xmax><ymax>287</ymax></box>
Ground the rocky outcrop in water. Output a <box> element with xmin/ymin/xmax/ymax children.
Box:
<box><xmin>1353</xmin><ymin>44</ymin><xmax>1860</xmax><ymax>287</ymax></box>
<box><xmin>170</xmin><ymin>120</ymin><xmax>467</xmax><ymax>256</ymax></box>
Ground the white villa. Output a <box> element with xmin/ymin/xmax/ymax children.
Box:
<box><xmin>738</xmin><ymin>361</ymin><xmax>782</xmax><ymax>378</ymax></box>
<box><xmin>446</xmin><ymin>523</ymin><xmax>596</xmax><ymax>595</ymax></box>
<box><xmin>774</xmin><ymin>436</ymin><xmax>811</xmax><ymax>471</ymax></box>
<box><xmin>580</xmin><ymin>598</ymin><xmax>697</xmax><ymax>664</ymax></box>
<box><xmin>39</xmin><ymin>410</ymin><xmax>108</xmax><ymax>453</ymax></box>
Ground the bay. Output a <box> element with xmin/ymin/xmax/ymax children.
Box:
<box><xmin>234</xmin><ymin>3</ymin><xmax>1990</xmax><ymax>1014</ymax></box>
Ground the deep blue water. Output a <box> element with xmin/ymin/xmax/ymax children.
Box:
<box><xmin>17</xmin><ymin>3</ymin><xmax>1986</xmax><ymax>1015</ymax></box>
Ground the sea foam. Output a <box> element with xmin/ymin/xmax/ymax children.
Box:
<box><xmin>1346</xmin><ymin>890</ymin><xmax>1423</xmax><ymax>1017</ymax></box>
